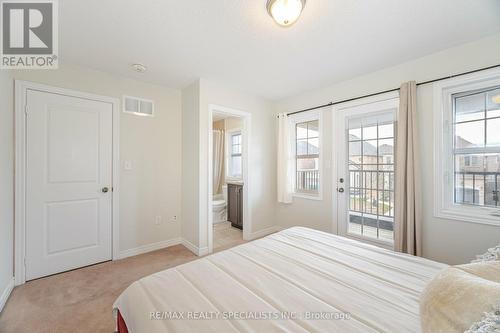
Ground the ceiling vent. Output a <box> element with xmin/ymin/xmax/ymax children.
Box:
<box><xmin>123</xmin><ymin>95</ymin><xmax>154</xmax><ymax>117</ymax></box>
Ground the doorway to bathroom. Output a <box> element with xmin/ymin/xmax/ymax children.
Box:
<box><xmin>208</xmin><ymin>105</ymin><xmax>251</xmax><ymax>253</ymax></box>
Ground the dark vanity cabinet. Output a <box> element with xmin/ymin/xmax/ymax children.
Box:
<box><xmin>227</xmin><ymin>183</ymin><xmax>243</xmax><ymax>230</ymax></box>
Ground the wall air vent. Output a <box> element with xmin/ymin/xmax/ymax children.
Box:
<box><xmin>123</xmin><ymin>95</ymin><xmax>154</xmax><ymax>117</ymax></box>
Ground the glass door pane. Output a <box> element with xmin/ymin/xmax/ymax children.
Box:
<box><xmin>336</xmin><ymin>99</ymin><xmax>398</xmax><ymax>246</ymax></box>
<box><xmin>346</xmin><ymin>114</ymin><xmax>395</xmax><ymax>242</ymax></box>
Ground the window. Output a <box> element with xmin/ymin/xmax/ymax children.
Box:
<box><xmin>290</xmin><ymin>112</ymin><xmax>322</xmax><ymax>199</ymax></box>
<box><xmin>434</xmin><ymin>69</ymin><xmax>500</xmax><ymax>226</ymax></box>
<box><xmin>347</xmin><ymin>113</ymin><xmax>395</xmax><ymax>243</ymax></box>
<box><xmin>228</xmin><ymin>132</ymin><xmax>242</xmax><ymax>178</ymax></box>
<box><xmin>453</xmin><ymin>87</ymin><xmax>500</xmax><ymax>208</ymax></box>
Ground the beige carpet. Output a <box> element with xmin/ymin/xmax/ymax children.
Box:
<box><xmin>0</xmin><ymin>239</ymin><xmax>244</xmax><ymax>333</ymax></box>
<box><xmin>0</xmin><ymin>224</ymin><xmax>246</xmax><ymax>333</ymax></box>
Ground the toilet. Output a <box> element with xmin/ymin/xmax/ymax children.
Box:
<box><xmin>213</xmin><ymin>184</ymin><xmax>227</xmax><ymax>224</ymax></box>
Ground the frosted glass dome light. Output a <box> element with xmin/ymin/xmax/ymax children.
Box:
<box><xmin>267</xmin><ymin>0</ymin><xmax>306</xmax><ymax>27</ymax></box>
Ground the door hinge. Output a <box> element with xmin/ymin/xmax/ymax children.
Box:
<box><xmin>24</xmin><ymin>105</ymin><xmax>28</xmax><ymax>115</ymax></box>
<box><xmin>23</xmin><ymin>257</ymin><xmax>26</xmax><ymax>267</ymax></box>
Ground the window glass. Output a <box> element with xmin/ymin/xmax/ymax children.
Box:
<box><xmin>455</xmin><ymin>121</ymin><xmax>485</xmax><ymax>148</ymax></box>
<box><xmin>307</xmin><ymin>120</ymin><xmax>319</xmax><ymax>138</ymax></box>
<box><xmin>308</xmin><ymin>138</ymin><xmax>319</xmax><ymax>155</ymax></box>
<box><xmin>362</xmin><ymin>125</ymin><xmax>377</xmax><ymax>140</ymax></box>
<box><xmin>347</xmin><ymin>114</ymin><xmax>395</xmax><ymax>242</ymax></box>
<box><xmin>487</xmin><ymin>118</ymin><xmax>500</xmax><ymax>146</ymax></box>
<box><xmin>453</xmin><ymin>87</ymin><xmax>500</xmax><ymax>208</ymax></box>
<box><xmin>295</xmin><ymin>119</ymin><xmax>320</xmax><ymax>195</ymax></box>
<box><xmin>231</xmin><ymin>156</ymin><xmax>242</xmax><ymax>177</ymax></box>
<box><xmin>296</xmin><ymin>123</ymin><xmax>308</xmax><ymax>139</ymax></box>
<box><xmin>487</xmin><ymin>88</ymin><xmax>500</xmax><ymax>118</ymax></box>
<box><xmin>378</xmin><ymin>123</ymin><xmax>394</xmax><ymax>139</ymax></box>
<box><xmin>229</xmin><ymin>133</ymin><xmax>242</xmax><ymax>178</ymax></box>
<box><xmin>349</xmin><ymin>127</ymin><xmax>361</xmax><ymax>140</ymax></box>
<box><xmin>455</xmin><ymin>92</ymin><xmax>485</xmax><ymax>122</ymax></box>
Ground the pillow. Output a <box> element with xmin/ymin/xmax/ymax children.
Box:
<box><xmin>464</xmin><ymin>305</ymin><xmax>500</xmax><ymax>333</ymax></box>
<box><xmin>472</xmin><ymin>245</ymin><xmax>500</xmax><ymax>263</ymax></box>
<box><xmin>420</xmin><ymin>261</ymin><xmax>500</xmax><ymax>333</ymax></box>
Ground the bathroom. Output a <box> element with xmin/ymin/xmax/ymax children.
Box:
<box><xmin>212</xmin><ymin>113</ymin><xmax>245</xmax><ymax>250</ymax></box>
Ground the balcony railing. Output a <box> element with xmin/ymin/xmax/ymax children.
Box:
<box><xmin>296</xmin><ymin>170</ymin><xmax>319</xmax><ymax>193</ymax></box>
<box><xmin>348</xmin><ymin>169</ymin><xmax>394</xmax><ymax>217</ymax></box>
<box><xmin>455</xmin><ymin>171</ymin><xmax>500</xmax><ymax>207</ymax></box>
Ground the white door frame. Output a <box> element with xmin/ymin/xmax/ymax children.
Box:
<box><xmin>14</xmin><ymin>80</ymin><xmax>120</xmax><ymax>285</ymax></box>
<box><xmin>332</xmin><ymin>91</ymin><xmax>399</xmax><ymax>249</ymax></box>
<box><xmin>207</xmin><ymin>104</ymin><xmax>252</xmax><ymax>254</ymax></box>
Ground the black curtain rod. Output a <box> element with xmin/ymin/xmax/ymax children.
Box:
<box><xmin>282</xmin><ymin>63</ymin><xmax>500</xmax><ymax>117</ymax></box>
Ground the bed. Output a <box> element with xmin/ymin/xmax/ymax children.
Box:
<box><xmin>113</xmin><ymin>227</ymin><xmax>447</xmax><ymax>333</ymax></box>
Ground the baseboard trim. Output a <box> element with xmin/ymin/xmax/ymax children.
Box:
<box><xmin>198</xmin><ymin>246</ymin><xmax>209</xmax><ymax>256</ymax></box>
<box><xmin>181</xmin><ymin>238</ymin><xmax>208</xmax><ymax>256</ymax></box>
<box><xmin>0</xmin><ymin>277</ymin><xmax>14</xmax><ymax>313</ymax></box>
<box><xmin>245</xmin><ymin>226</ymin><xmax>283</xmax><ymax>241</ymax></box>
<box><xmin>181</xmin><ymin>226</ymin><xmax>283</xmax><ymax>257</ymax></box>
<box><xmin>118</xmin><ymin>238</ymin><xmax>182</xmax><ymax>260</ymax></box>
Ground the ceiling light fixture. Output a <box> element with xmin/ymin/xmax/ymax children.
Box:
<box><xmin>267</xmin><ymin>0</ymin><xmax>306</xmax><ymax>27</ymax></box>
<box><xmin>131</xmin><ymin>63</ymin><xmax>147</xmax><ymax>73</ymax></box>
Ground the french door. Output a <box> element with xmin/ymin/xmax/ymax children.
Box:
<box><xmin>335</xmin><ymin>98</ymin><xmax>398</xmax><ymax>247</ymax></box>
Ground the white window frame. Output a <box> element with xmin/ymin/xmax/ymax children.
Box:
<box><xmin>434</xmin><ymin>68</ymin><xmax>500</xmax><ymax>226</ymax></box>
<box><xmin>289</xmin><ymin>110</ymin><xmax>323</xmax><ymax>200</ymax></box>
<box><xmin>226</xmin><ymin>129</ymin><xmax>243</xmax><ymax>180</ymax></box>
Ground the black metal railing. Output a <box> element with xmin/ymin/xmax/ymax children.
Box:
<box><xmin>455</xmin><ymin>171</ymin><xmax>500</xmax><ymax>207</ymax></box>
<box><xmin>348</xmin><ymin>169</ymin><xmax>395</xmax><ymax>217</ymax></box>
<box><xmin>296</xmin><ymin>170</ymin><xmax>319</xmax><ymax>192</ymax></box>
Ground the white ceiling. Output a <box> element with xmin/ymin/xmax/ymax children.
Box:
<box><xmin>60</xmin><ymin>0</ymin><xmax>500</xmax><ymax>100</ymax></box>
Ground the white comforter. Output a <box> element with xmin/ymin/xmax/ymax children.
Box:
<box><xmin>113</xmin><ymin>227</ymin><xmax>447</xmax><ymax>333</ymax></box>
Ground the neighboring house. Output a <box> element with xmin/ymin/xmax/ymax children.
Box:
<box><xmin>455</xmin><ymin>136</ymin><xmax>500</xmax><ymax>207</ymax></box>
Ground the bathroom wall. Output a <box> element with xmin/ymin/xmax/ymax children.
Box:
<box><xmin>213</xmin><ymin>119</ymin><xmax>225</xmax><ymax>130</ymax></box>
<box><xmin>224</xmin><ymin>117</ymin><xmax>243</xmax><ymax>132</ymax></box>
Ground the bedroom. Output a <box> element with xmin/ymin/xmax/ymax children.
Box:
<box><xmin>0</xmin><ymin>0</ymin><xmax>500</xmax><ymax>332</ymax></box>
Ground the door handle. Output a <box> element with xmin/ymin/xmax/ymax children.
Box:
<box><xmin>101</xmin><ymin>187</ymin><xmax>109</xmax><ymax>193</ymax></box>
<box><xmin>338</xmin><ymin>187</ymin><xmax>344</xmax><ymax>193</ymax></box>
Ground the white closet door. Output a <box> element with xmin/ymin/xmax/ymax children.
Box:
<box><xmin>25</xmin><ymin>89</ymin><xmax>113</xmax><ymax>280</ymax></box>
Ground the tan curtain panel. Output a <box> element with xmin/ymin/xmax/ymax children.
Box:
<box><xmin>213</xmin><ymin>129</ymin><xmax>225</xmax><ymax>194</ymax></box>
<box><xmin>394</xmin><ymin>81</ymin><xmax>422</xmax><ymax>256</ymax></box>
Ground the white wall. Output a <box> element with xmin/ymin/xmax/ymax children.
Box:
<box><xmin>181</xmin><ymin>81</ymin><xmax>201</xmax><ymax>247</ymax></box>
<box><xmin>13</xmin><ymin>64</ymin><xmax>183</xmax><ymax>255</ymax></box>
<box><xmin>0</xmin><ymin>69</ymin><xmax>15</xmax><ymax>308</ymax></box>
<box><xmin>181</xmin><ymin>78</ymin><xmax>277</xmax><ymax>251</ymax></box>
<box><xmin>201</xmin><ymin>79</ymin><xmax>277</xmax><ymax>239</ymax></box>
<box><xmin>274</xmin><ymin>33</ymin><xmax>500</xmax><ymax>265</ymax></box>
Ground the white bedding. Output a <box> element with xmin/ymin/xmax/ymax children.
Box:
<box><xmin>113</xmin><ymin>227</ymin><xmax>447</xmax><ymax>333</ymax></box>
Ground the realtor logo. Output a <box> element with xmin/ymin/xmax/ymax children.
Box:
<box><xmin>1</xmin><ymin>0</ymin><xmax>58</xmax><ymax>69</ymax></box>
